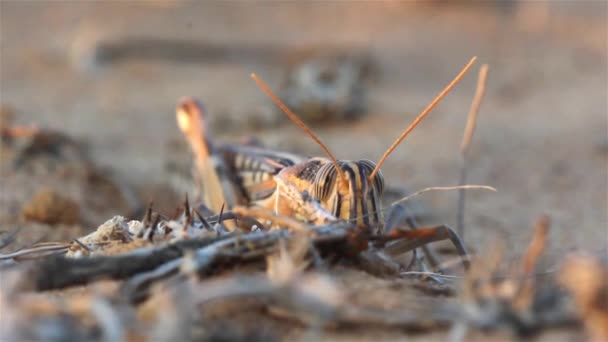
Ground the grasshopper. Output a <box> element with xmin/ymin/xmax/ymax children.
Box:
<box><xmin>177</xmin><ymin>57</ymin><xmax>477</xmax><ymax>260</ymax></box>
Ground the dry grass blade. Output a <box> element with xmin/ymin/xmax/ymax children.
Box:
<box><xmin>458</xmin><ymin>64</ymin><xmax>489</xmax><ymax>238</ymax></box>
<box><xmin>460</xmin><ymin>64</ymin><xmax>489</xmax><ymax>154</ymax></box>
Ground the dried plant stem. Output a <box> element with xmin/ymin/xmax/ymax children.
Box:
<box><xmin>460</xmin><ymin>65</ymin><xmax>489</xmax><ymax>155</ymax></box>
<box><xmin>514</xmin><ymin>215</ymin><xmax>550</xmax><ymax>310</ymax></box>
<box><xmin>458</xmin><ymin>64</ymin><xmax>489</xmax><ymax>238</ymax></box>
<box><xmin>522</xmin><ymin>215</ymin><xmax>550</xmax><ymax>276</ymax></box>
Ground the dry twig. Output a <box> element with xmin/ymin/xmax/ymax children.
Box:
<box><xmin>457</xmin><ymin>64</ymin><xmax>489</xmax><ymax>238</ymax></box>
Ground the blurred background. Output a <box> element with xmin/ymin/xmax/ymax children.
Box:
<box><xmin>1</xmin><ymin>1</ymin><xmax>606</xmax><ymax>260</ymax></box>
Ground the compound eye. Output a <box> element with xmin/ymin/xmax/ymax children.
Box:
<box><xmin>359</xmin><ymin>159</ymin><xmax>384</xmax><ymax>195</ymax></box>
<box><xmin>312</xmin><ymin>162</ymin><xmax>338</xmax><ymax>201</ymax></box>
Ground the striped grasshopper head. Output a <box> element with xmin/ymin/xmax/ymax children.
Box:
<box><xmin>251</xmin><ymin>56</ymin><xmax>476</xmax><ymax>229</ymax></box>
<box><xmin>279</xmin><ymin>157</ymin><xmax>384</xmax><ymax>227</ymax></box>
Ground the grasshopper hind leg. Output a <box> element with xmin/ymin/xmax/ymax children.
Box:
<box><xmin>176</xmin><ymin>98</ymin><xmax>244</xmax><ymax>230</ymax></box>
<box><xmin>383</xmin><ymin>203</ymin><xmax>470</xmax><ymax>271</ymax></box>
<box><xmin>384</xmin><ymin>224</ymin><xmax>470</xmax><ymax>271</ymax></box>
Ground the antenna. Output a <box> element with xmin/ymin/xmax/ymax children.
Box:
<box><xmin>369</xmin><ymin>56</ymin><xmax>477</xmax><ymax>181</ymax></box>
<box><xmin>250</xmin><ymin>73</ymin><xmax>346</xmax><ymax>184</ymax></box>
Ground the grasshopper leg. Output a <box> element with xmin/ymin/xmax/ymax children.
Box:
<box><xmin>176</xmin><ymin>98</ymin><xmax>243</xmax><ymax>230</ymax></box>
<box><xmin>383</xmin><ymin>224</ymin><xmax>470</xmax><ymax>270</ymax></box>
<box><xmin>383</xmin><ymin>203</ymin><xmax>418</xmax><ymax>270</ymax></box>
<box><xmin>384</xmin><ymin>203</ymin><xmax>447</xmax><ymax>271</ymax></box>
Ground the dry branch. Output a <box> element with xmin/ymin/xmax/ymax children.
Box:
<box><xmin>16</xmin><ymin>222</ymin><xmax>357</xmax><ymax>292</ymax></box>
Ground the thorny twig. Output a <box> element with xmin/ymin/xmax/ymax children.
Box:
<box><xmin>13</xmin><ymin>221</ymin><xmax>357</xmax><ymax>292</ymax></box>
<box><xmin>16</xmin><ymin>235</ymin><xmax>231</xmax><ymax>291</ymax></box>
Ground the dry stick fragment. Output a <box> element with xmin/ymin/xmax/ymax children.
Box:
<box><xmin>194</xmin><ymin>209</ymin><xmax>212</xmax><ymax>230</ymax></box>
<box><xmin>144</xmin><ymin>202</ymin><xmax>154</xmax><ymax>225</ymax></box>
<box><xmin>183</xmin><ymin>194</ymin><xmax>191</xmax><ymax>222</ymax></box>
<box><xmin>147</xmin><ymin>214</ymin><xmax>161</xmax><ymax>242</ymax></box>
<box><xmin>138</xmin><ymin>202</ymin><xmax>154</xmax><ymax>239</ymax></box>
<box><xmin>521</xmin><ymin>215</ymin><xmax>550</xmax><ymax>275</ymax></box>
<box><xmin>514</xmin><ymin>214</ymin><xmax>550</xmax><ymax>310</ymax></box>
<box><xmin>203</xmin><ymin>211</ymin><xmax>239</xmax><ymax>225</ymax></box>
<box><xmin>457</xmin><ymin>64</ymin><xmax>489</xmax><ymax>238</ymax></box>
<box><xmin>217</xmin><ymin>203</ymin><xmax>225</xmax><ymax>224</ymax></box>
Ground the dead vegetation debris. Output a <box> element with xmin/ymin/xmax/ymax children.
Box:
<box><xmin>1</xmin><ymin>197</ymin><xmax>603</xmax><ymax>342</ymax></box>
<box><xmin>21</xmin><ymin>188</ymin><xmax>81</xmax><ymax>225</ymax></box>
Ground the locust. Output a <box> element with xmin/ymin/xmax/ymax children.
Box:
<box><xmin>177</xmin><ymin>57</ymin><xmax>478</xmax><ymax>268</ymax></box>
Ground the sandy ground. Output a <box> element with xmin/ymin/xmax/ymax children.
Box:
<box><xmin>1</xmin><ymin>1</ymin><xmax>606</xmax><ymax>340</ymax></box>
